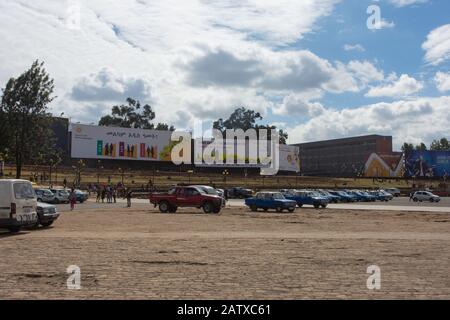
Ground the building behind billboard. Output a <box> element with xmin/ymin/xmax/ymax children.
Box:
<box><xmin>405</xmin><ymin>151</ymin><xmax>450</xmax><ymax>178</ymax></box>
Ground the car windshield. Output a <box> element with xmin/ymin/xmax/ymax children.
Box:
<box><xmin>271</xmin><ymin>193</ymin><xmax>285</xmax><ymax>199</ymax></box>
<box><xmin>14</xmin><ymin>182</ymin><xmax>35</xmax><ymax>199</ymax></box>
<box><xmin>309</xmin><ymin>191</ymin><xmax>321</xmax><ymax>197</ymax></box>
<box><xmin>59</xmin><ymin>190</ymin><xmax>69</xmax><ymax>196</ymax></box>
<box><xmin>200</xmin><ymin>187</ymin><xmax>218</xmax><ymax>195</ymax></box>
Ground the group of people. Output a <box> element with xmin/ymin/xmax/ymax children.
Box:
<box><xmin>96</xmin><ymin>186</ymin><xmax>118</xmax><ymax>203</ymax></box>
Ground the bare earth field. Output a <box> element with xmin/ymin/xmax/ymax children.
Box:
<box><xmin>1</xmin><ymin>205</ymin><xmax>450</xmax><ymax>299</ymax></box>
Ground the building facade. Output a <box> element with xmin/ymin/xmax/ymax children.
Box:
<box><xmin>293</xmin><ymin>135</ymin><xmax>399</xmax><ymax>177</ymax></box>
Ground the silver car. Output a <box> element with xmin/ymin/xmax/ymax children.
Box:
<box><xmin>50</xmin><ymin>188</ymin><xmax>70</xmax><ymax>204</ymax></box>
<box><xmin>412</xmin><ymin>191</ymin><xmax>440</xmax><ymax>203</ymax></box>
<box><xmin>34</xmin><ymin>188</ymin><xmax>56</xmax><ymax>203</ymax></box>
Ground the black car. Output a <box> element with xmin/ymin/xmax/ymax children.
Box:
<box><xmin>35</xmin><ymin>202</ymin><xmax>60</xmax><ymax>227</ymax></box>
<box><xmin>227</xmin><ymin>187</ymin><xmax>253</xmax><ymax>199</ymax></box>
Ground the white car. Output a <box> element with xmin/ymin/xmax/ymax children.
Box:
<box><xmin>412</xmin><ymin>191</ymin><xmax>441</xmax><ymax>203</ymax></box>
<box><xmin>50</xmin><ymin>188</ymin><xmax>70</xmax><ymax>204</ymax></box>
<box><xmin>0</xmin><ymin>179</ymin><xmax>38</xmax><ymax>233</ymax></box>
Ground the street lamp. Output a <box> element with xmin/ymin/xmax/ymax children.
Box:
<box><xmin>222</xmin><ymin>169</ymin><xmax>229</xmax><ymax>184</ymax></box>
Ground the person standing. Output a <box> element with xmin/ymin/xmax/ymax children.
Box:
<box><xmin>96</xmin><ymin>188</ymin><xmax>101</xmax><ymax>203</ymax></box>
<box><xmin>69</xmin><ymin>188</ymin><xmax>77</xmax><ymax>211</ymax></box>
<box><xmin>126</xmin><ymin>189</ymin><xmax>133</xmax><ymax>207</ymax></box>
<box><xmin>101</xmin><ymin>188</ymin><xmax>106</xmax><ymax>203</ymax></box>
<box><xmin>113</xmin><ymin>188</ymin><xmax>117</xmax><ymax>203</ymax></box>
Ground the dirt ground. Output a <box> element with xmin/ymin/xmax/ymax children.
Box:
<box><xmin>1</xmin><ymin>206</ymin><xmax>449</xmax><ymax>299</ymax></box>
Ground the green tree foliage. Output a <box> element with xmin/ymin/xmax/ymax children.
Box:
<box><xmin>213</xmin><ymin>107</ymin><xmax>288</xmax><ymax>144</ymax></box>
<box><xmin>430</xmin><ymin>137</ymin><xmax>450</xmax><ymax>151</ymax></box>
<box><xmin>415</xmin><ymin>142</ymin><xmax>428</xmax><ymax>151</ymax></box>
<box><xmin>99</xmin><ymin>97</ymin><xmax>174</xmax><ymax>130</ymax></box>
<box><xmin>401</xmin><ymin>142</ymin><xmax>415</xmax><ymax>153</ymax></box>
<box><xmin>0</xmin><ymin>60</ymin><xmax>56</xmax><ymax>178</ymax></box>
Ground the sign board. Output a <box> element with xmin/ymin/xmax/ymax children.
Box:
<box><xmin>70</xmin><ymin>124</ymin><xmax>174</xmax><ymax>161</ymax></box>
<box><xmin>405</xmin><ymin>151</ymin><xmax>450</xmax><ymax>178</ymax></box>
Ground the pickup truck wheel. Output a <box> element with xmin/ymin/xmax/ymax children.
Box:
<box><xmin>7</xmin><ymin>226</ymin><xmax>21</xmax><ymax>233</ymax></box>
<box><xmin>41</xmin><ymin>221</ymin><xmax>54</xmax><ymax>227</ymax></box>
<box><xmin>276</xmin><ymin>206</ymin><xmax>283</xmax><ymax>213</ymax></box>
<box><xmin>288</xmin><ymin>207</ymin><xmax>295</xmax><ymax>213</ymax></box>
<box><xmin>213</xmin><ymin>206</ymin><xmax>221</xmax><ymax>214</ymax></box>
<box><xmin>250</xmin><ymin>205</ymin><xmax>258</xmax><ymax>212</ymax></box>
<box><xmin>321</xmin><ymin>204</ymin><xmax>327</xmax><ymax>208</ymax></box>
<box><xmin>159</xmin><ymin>201</ymin><xmax>169</xmax><ymax>213</ymax></box>
<box><xmin>297</xmin><ymin>203</ymin><xmax>303</xmax><ymax>208</ymax></box>
<box><xmin>203</xmin><ymin>202</ymin><xmax>213</xmax><ymax>214</ymax></box>
<box><xmin>263</xmin><ymin>208</ymin><xmax>268</xmax><ymax>212</ymax></box>
<box><xmin>314</xmin><ymin>203</ymin><xmax>320</xmax><ymax>209</ymax></box>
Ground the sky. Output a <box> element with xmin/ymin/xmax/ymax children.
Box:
<box><xmin>0</xmin><ymin>0</ymin><xmax>449</xmax><ymax>150</ymax></box>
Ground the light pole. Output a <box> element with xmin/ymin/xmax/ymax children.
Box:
<box><xmin>222</xmin><ymin>169</ymin><xmax>229</xmax><ymax>185</ymax></box>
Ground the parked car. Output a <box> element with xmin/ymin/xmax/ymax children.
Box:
<box><xmin>74</xmin><ymin>189</ymin><xmax>88</xmax><ymax>203</ymax></box>
<box><xmin>245</xmin><ymin>192</ymin><xmax>297</xmax><ymax>212</ymax></box>
<box><xmin>346</xmin><ymin>190</ymin><xmax>376</xmax><ymax>202</ymax></box>
<box><xmin>329</xmin><ymin>190</ymin><xmax>357</xmax><ymax>202</ymax></box>
<box><xmin>369</xmin><ymin>190</ymin><xmax>393</xmax><ymax>202</ymax></box>
<box><xmin>34</xmin><ymin>188</ymin><xmax>56</xmax><ymax>203</ymax></box>
<box><xmin>149</xmin><ymin>186</ymin><xmax>223</xmax><ymax>213</ymax></box>
<box><xmin>0</xmin><ymin>179</ymin><xmax>38</xmax><ymax>233</ymax></box>
<box><xmin>34</xmin><ymin>202</ymin><xmax>60</xmax><ymax>227</ymax></box>
<box><xmin>283</xmin><ymin>190</ymin><xmax>329</xmax><ymax>209</ymax></box>
<box><xmin>317</xmin><ymin>190</ymin><xmax>340</xmax><ymax>203</ymax></box>
<box><xmin>50</xmin><ymin>188</ymin><xmax>70</xmax><ymax>204</ymax></box>
<box><xmin>412</xmin><ymin>191</ymin><xmax>441</xmax><ymax>202</ymax></box>
<box><xmin>227</xmin><ymin>187</ymin><xmax>253</xmax><ymax>199</ymax></box>
<box><xmin>190</xmin><ymin>185</ymin><xmax>226</xmax><ymax>207</ymax></box>
<box><xmin>385</xmin><ymin>188</ymin><xmax>401</xmax><ymax>197</ymax></box>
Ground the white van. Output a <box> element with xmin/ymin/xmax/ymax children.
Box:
<box><xmin>0</xmin><ymin>179</ymin><xmax>38</xmax><ymax>233</ymax></box>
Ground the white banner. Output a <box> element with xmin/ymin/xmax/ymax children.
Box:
<box><xmin>70</xmin><ymin>124</ymin><xmax>174</xmax><ymax>161</ymax></box>
<box><xmin>279</xmin><ymin>144</ymin><xmax>300</xmax><ymax>172</ymax></box>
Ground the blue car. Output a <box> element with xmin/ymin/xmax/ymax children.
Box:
<box><xmin>317</xmin><ymin>190</ymin><xmax>341</xmax><ymax>203</ymax></box>
<box><xmin>245</xmin><ymin>192</ymin><xmax>297</xmax><ymax>213</ymax></box>
<box><xmin>329</xmin><ymin>191</ymin><xmax>357</xmax><ymax>202</ymax></box>
<box><xmin>346</xmin><ymin>190</ymin><xmax>376</xmax><ymax>202</ymax></box>
<box><xmin>283</xmin><ymin>190</ymin><xmax>329</xmax><ymax>209</ymax></box>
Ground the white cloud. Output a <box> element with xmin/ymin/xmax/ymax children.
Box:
<box><xmin>422</xmin><ymin>24</ymin><xmax>450</xmax><ymax>65</ymax></box>
<box><xmin>343</xmin><ymin>44</ymin><xmax>365</xmax><ymax>52</ymax></box>
<box><xmin>0</xmin><ymin>0</ymin><xmax>345</xmax><ymax>126</ymax></box>
<box><xmin>274</xmin><ymin>94</ymin><xmax>326</xmax><ymax>117</ymax></box>
<box><xmin>288</xmin><ymin>96</ymin><xmax>450</xmax><ymax>149</ymax></box>
<box><xmin>366</xmin><ymin>74</ymin><xmax>423</xmax><ymax>97</ymax></box>
<box><xmin>434</xmin><ymin>72</ymin><xmax>450</xmax><ymax>92</ymax></box>
<box><xmin>378</xmin><ymin>19</ymin><xmax>395</xmax><ymax>29</ymax></box>
<box><xmin>388</xmin><ymin>0</ymin><xmax>428</xmax><ymax>7</ymax></box>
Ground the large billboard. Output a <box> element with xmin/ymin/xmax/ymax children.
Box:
<box><xmin>193</xmin><ymin>138</ymin><xmax>300</xmax><ymax>172</ymax></box>
<box><xmin>70</xmin><ymin>124</ymin><xmax>175</xmax><ymax>161</ymax></box>
<box><xmin>405</xmin><ymin>151</ymin><xmax>450</xmax><ymax>178</ymax></box>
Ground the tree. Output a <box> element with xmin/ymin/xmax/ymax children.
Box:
<box><xmin>415</xmin><ymin>142</ymin><xmax>427</xmax><ymax>151</ymax></box>
<box><xmin>99</xmin><ymin>97</ymin><xmax>174</xmax><ymax>130</ymax></box>
<box><xmin>401</xmin><ymin>142</ymin><xmax>414</xmax><ymax>153</ymax></box>
<box><xmin>430</xmin><ymin>137</ymin><xmax>450</xmax><ymax>151</ymax></box>
<box><xmin>1</xmin><ymin>60</ymin><xmax>56</xmax><ymax>178</ymax></box>
<box><xmin>213</xmin><ymin>107</ymin><xmax>288</xmax><ymax>144</ymax></box>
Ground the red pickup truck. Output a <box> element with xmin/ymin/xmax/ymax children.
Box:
<box><xmin>149</xmin><ymin>186</ymin><xmax>223</xmax><ymax>214</ymax></box>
